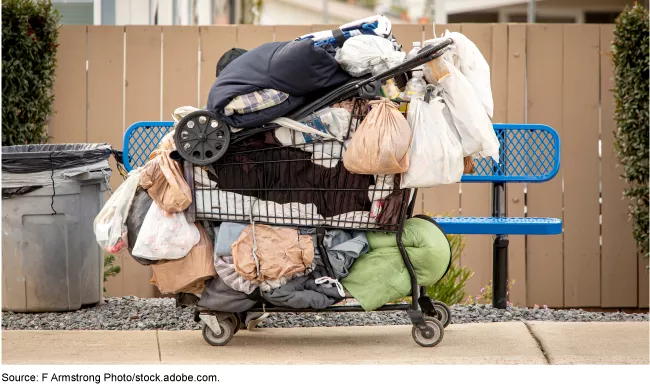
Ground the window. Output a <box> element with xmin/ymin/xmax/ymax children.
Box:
<box><xmin>585</xmin><ymin>12</ymin><xmax>620</xmax><ymax>24</ymax></box>
<box><xmin>508</xmin><ymin>14</ymin><xmax>577</xmax><ymax>23</ymax></box>
<box><xmin>52</xmin><ymin>0</ymin><xmax>94</xmax><ymax>25</ymax></box>
<box><xmin>449</xmin><ymin>12</ymin><xmax>499</xmax><ymax>23</ymax></box>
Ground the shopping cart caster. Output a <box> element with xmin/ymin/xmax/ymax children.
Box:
<box><xmin>411</xmin><ymin>316</ymin><xmax>445</xmax><ymax>348</ymax></box>
<box><xmin>428</xmin><ymin>301</ymin><xmax>452</xmax><ymax>328</ymax></box>
<box><xmin>199</xmin><ymin>312</ymin><xmax>237</xmax><ymax>346</ymax></box>
<box><xmin>418</xmin><ymin>294</ymin><xmax>452</xmax><ymax>328</ymax></box>
<box><xmin>174</xmin><ymin>110</ymin><xmax>230</xmax><ymax>166</ymax></box>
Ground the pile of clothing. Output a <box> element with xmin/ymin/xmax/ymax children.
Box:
<box><xmin>94</xmin><ymin>15</ymin><xmax>498</xmax><ymax>327</ymax></box>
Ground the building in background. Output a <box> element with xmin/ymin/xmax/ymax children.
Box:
<box><xmin>52</xmin><ymin>0</ymin><xmax>646</xmax><ymax>25</ymax></box>
<box><xmin>52</xmin><ymin>0</ymin><xmax>242</xmax><ymax>25</ymax></box>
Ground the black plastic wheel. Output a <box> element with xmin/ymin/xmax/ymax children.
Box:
<box><xmin>428</xmin><ymin>300</ymin><xmax>452</xmax><ymax>328</ymax></box>
<box><xmin>202</xmin><ymin>319</ymin><xmax>235</xmax><ymax>346</ymax></box>
<box><xmin>411</xmin><ymin>316</ymin><xmax>444</xmax><ymax>347</ymax></box>
<box><xmin>227</xmin><ymin>313</ymin><xmax>241</xmax><ymax>335</ymax></box>
<box><xmin>174</xmin><ymin>110</ymin><xmax>230</xmax><ymax>166</ymax></box>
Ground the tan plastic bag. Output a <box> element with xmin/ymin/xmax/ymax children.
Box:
<box><xmin>140</xmin><ymin>150</ymin><xmax>192</xmax><ymax>213</ymax></box>
<box><xmin>150</xmin><ymin>223</ymin><xmax>216</xmax><ymax>295</ymax></box>
<box><xmin>343</xmin><ymin>98</ymin><xmax>413</xmax><ymax>175</ymax></box>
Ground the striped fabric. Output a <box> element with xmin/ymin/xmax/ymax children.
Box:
<box><xmin>214</xmin><ymin>255</ymin><xmax>258</xmax><ymax>295</ymax></box>
<box><xmin>223</xmin><ymin>89</ymin><xmax>289</xmax><ymax>117</ymax></box>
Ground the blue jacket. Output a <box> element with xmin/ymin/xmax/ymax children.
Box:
<box><xmin>207</xmin><ymin>39</ymin><xmax>351</xmax><ymax>129</ymax></box>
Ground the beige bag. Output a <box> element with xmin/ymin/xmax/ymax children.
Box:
<box><xmin>343</xmin><ymin>98</ymin><xmax>413</xmax><ymax>175</ymax></box>
<box><xmin>232</xmin><ymin>224</ymin><xmax>314</xmax><ymax>283</ymax></box>
<box><xmin>140</xmin><ymin>150</ymin><xmax>192</xmax><ymax>213</ymax></box>
<box><xmin>150</xmin><ymin>223</ymin><xmax>216</xmax><ymax>295</ymax></box>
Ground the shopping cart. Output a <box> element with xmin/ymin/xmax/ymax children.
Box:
<box><xmin>163</xmin><ymin>38</ymin><xmax>454</xmax><ymax>347</ymax></box>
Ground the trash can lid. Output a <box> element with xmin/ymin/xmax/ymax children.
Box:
<box><xmin>2</xmin><ymin>143</ymin><xmax>112</xmax><ymax>174</ymax></box>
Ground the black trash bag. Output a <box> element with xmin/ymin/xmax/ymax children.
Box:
<box><xmin>126</xmin><ymin>188</ymin><xmax>156</xmax><ymax>266</ymax></box>
<box><xmin>1</xmin><ymin>143</ymin><xmax>112</xmax><ymax>174</ymax></box>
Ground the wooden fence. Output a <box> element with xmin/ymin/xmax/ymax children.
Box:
<box><xmin>48</xmin><ymin>24</ymin><xmax>649</xmax><ymax>308</ymax></box>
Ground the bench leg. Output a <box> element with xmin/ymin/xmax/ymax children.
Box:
<box><xmin>492</xmin><ymin>235</ymin><xmax>509</xmax><ymax>309</ymax></box>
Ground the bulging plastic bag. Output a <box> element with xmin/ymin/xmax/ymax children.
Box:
<box><xmin>424</xmin><ymin>32</ymin><xmax>493</xmax><ymax>118</ymax></box>
<box><xmin>140</xmin><ymin>150</ymin><xmax>192</xmax><ymax>213</ymax></box>
<box><xmin>343</xmin><ymin>98</ymin><xmax>413</xmax><ymax>175</ymax></box>
<box><xmin>335</xmin><ymin>35</ymin><xmax>406</xmax><ymax>77</ymax></box>
<box><xmin>93</xmin><ymin>168</ymin><xmax>142</xmax><ymax>253</ymax></box>
<box><xmin>401</xmin><ymin>97</ymin><xmax>464</xmax><ymax>188</ymax></box>
<box><xmin>131</xmin><ymin>202</ymin><xmax>201</xmax><ymax>260</ymax></box>
<box><xmin>436</xmin><ymin>57</ymin><xmax>499</xmax><ymax>161</ymax></box>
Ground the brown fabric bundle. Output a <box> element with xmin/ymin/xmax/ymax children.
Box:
<box><xmin>150</xmin><ymin>223</ymin><xmax>216</xmax><ymax>295</ymax></box>
<box><xmin>232</xmin><ymin>224</ymin><xmax>314</xmax><ymax>283</ymax></box>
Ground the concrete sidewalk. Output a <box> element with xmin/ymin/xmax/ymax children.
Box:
<box><xmin>2</xmin><ymin>322</ymin><xmax>648</xmax><ymax>365</ymax></box>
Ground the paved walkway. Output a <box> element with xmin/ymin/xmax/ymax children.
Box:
<box><xmin>2</xmin><ymin>322</ymin><xmax>648</xmax><ymax>365</ymax></box>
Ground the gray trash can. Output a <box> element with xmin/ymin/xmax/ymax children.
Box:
<box><xmin>2</xmin><ymin>143</ymin><xmax>113</xmax><ymax>312</ymax></box>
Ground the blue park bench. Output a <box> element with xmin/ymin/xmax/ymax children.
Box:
<box><xmin>122</xmin><ymin>121</ymin><xmax>562</xmax><ymax>310</ymax></box>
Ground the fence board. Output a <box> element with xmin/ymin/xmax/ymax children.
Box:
<box><xmin>459</xmin><ymin>24</ymin><xmax>494</xmax><ymax>297</ymax></box>
<box><xmin>49</xmin><ymin>25</ymin><xmax>87</xmax><ymax>144</ymax></box>
<box><xmin>599</xmin><ymin>25</ymin><xmax>638</xmax><ymax>308</ymax></box>
<box><xmin>162</xmin><ymin>27</ymin><xmax>199</xmax><ymax>118</ymax></box>
<box><xmin>274</xmin><ymin>25</ymin><xmax>311</xmax><ymax>42</ymax></box>
<box><xmin>506</xmin><ymin>24</ymin><xmax>527</xmax><ymax>307</ymax></box>
<box><xmin>426</xmin><ymin>23</ymin><xmax>460</xmax><ymax>41</ymax></box>
<box><xmin>125</xmin><ymin>26</ymin><xmax>162</xmax><ymax>124</ymax></box>
<box><xmin>121</xmin><ymin>26</ymin><xmax>165</xmax><ymax>298</ymax></box>
<box><xmin>311</xmin><ymin>24</ymin><xmax>339</xmax><ymax>33</ymax></box>
<box><xmin>526</xmin><ymin>24</ymin><xmax>564</xmax><ymax>308</ymax></box>
<box><xmin>639</xmin><ymin>258</ymin><xmax>649</xmax><ymax>308</ymax></box>
<box><xmin>86</xmin><ymin>26</ymin><xmax>126</xmax><ymax>297</ymax></box>
<box><xmin>236</xmin><ymin>25</ymin><xmax>274</xmax><ymax>49</ymax></box>
<box><xmin>199</xmin><ymin>26</ymin><xmax>237</xmax><ymax>108</ymax></box>
<box><xmin>562</xmin><ymin>25</ymin><xmax>601</xmax><ymax>307</ymax></box>
<box><xmin>391</xmin><ymin>24</ymin><xmax>423</xmax><ymax>52</ymax></box>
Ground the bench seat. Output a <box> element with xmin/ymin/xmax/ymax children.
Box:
<box><xmin>434</xmin><ymin>216</ymin><xmax>562</xmax><ymax>235</ymax></box>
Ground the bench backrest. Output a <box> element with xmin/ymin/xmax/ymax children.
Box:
<box><xmin>123</xmin><ymin>122</ymin><xmax>560</xmax><ymax>183</ymax></box>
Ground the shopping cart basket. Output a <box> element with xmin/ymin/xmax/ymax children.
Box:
<box><xmin>164</xmin><ymin>38</ymin><xmax>454</xmax><ymax>347</ymax></box>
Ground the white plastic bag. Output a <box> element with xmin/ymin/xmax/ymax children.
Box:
<box><xmin>424</xmin><ymin>32</ymin><xmax>493</xmax><ymax>118</ymax></box>
<box><xmin>335</xmin><ymin>35</ymin><xmax>406</xmax><ymax>77</ymax></box>
<box><xmin>132</xmin><ymin>202</ymin><xmax>201</xmax><ymax>260</ymax></box>
<box><xmin>94</xmin><ymin>168</ymin><xmax>142</xmax><ymax>253</ymax></box>
<box><xmin>438</xmin><ymin>58</ymin><xmax>499</xmax><ymax>161</ymax></box>
<box><xmin>401</xmin><ymin>97</ymin><xmax>464</xmax><ymax>188</ymax></box>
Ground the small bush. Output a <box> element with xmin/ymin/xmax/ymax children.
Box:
<box><xmin>1</xmin><ymin>0</ymin><xmax>60</xmax><ymax>146</ymax></box>
<box><xmin>103</xmin><ymin>254</ymin><xmax>121</xmax><ymax>293</ymax></box>
<box><xmin>612</xmin><ymin>3</ymin><xmax>649</xmax><ymax>259</ymax></box>
<box><xmin>465</xmin><ymin>279</ymin><xmax>517</xmax><ymax>306</ymax></box>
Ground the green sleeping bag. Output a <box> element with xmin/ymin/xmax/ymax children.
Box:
<box><xmin>341</xmin><ymin>216</ymin><xmax>451</xmax><ymax>311</ymax></box>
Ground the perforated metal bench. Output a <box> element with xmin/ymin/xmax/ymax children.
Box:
<box><xmin>123</xmin><ymin>122</ymin><xmax>562</xmax><ymax>309</ymax></box>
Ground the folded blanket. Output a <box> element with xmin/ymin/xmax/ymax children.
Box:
<box><xmin>224</xmin><ymin>89</ymin><xmax>289</xmax><ymax>117</ymax></box>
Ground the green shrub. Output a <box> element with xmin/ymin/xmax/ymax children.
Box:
<box><xmin>103</xmin><ymin>254</ymin><xmax>121</xmax><ymax>293</ymax></box>
<box><xmin>612</xmin><ymin>4</ymin><xmax>649</xmax><ymax>260</ymax></box>
<box><xmin>465</xmin><ymin>279</ymin><xmax>517</xmax><ymax>306</ymax></box>
<box><xmin>2</xmin><ymin>0</ymin><xmax>60</xmax><ymax>146</ymax></box>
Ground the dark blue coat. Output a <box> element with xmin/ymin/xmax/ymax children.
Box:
<box><xmin>207</xmin><ymin>39</ymin><xmax>351</xmax><ymax>129</ymax></box>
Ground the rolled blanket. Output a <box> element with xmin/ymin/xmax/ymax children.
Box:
<box><xmin>296</xmin><ymin>15</ymin><xmax>397</xmax><ymax>49</ymax></box>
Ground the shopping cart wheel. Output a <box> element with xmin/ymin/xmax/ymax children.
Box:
<box><xmin>412</xmin><ymin>316</ymin><xmax>444</xmax><ymax>347</ymax></box>
<box><xmin>174</xmin><ymin>110</ymin><xmax>230</xmax><ymax>166</ymax></box>
<box><xmin>428</xmin><ymin>300</ymin><xmax>452</xmax><ymax>328</ymax></box>
<box><xmin>228</xmin><ymin>313</ymin><xmax>241</xmax><ymax>335</ymax></box>
<box><xmin>202</xmin><ymin>318</ymin><xmax>235</xmax><ymax>346</ymax></box>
